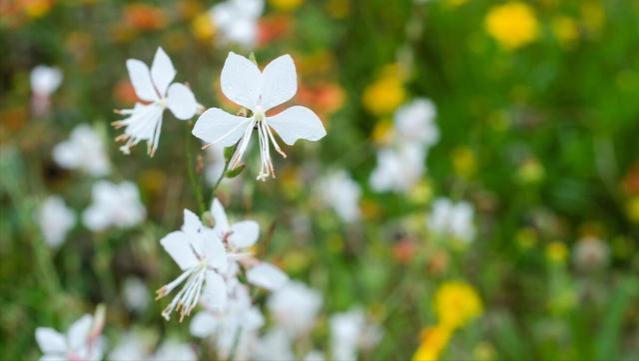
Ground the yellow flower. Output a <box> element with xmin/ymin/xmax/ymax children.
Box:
<box><xmin>517</xmin><ymin>158</ymin><xmax>545</xmax><ymax>184</ymax></box>
<box><xmin>546</xmin><ymin>241</ymin><xmax>568</xmax><ymax>263</ymax></box>
<box><xmin>24</xmin><ymin>0</ymin><xmax>53</xmax><ymax>18</ymax></box>
<box><xmin>552</xmin><ymin>16</ymin><xmax>579</xmax><ymax>48</ymax></box>
<box><xmin>434</xmin><ymin>281</ymin><xmax>483</xmax><ymax>330</ymax></box>
<box><xmin>362</xmin><ymin>65</ymin><xmax>406</xmax><ymax>116</ymax></box>
<box><xmin>485</xmin><ymin>2</ymin><xmax>539</xmax><ymax>50</ymax></box>
<box><xmin>581</xmin><ymin>2</ymin><xmax>605</xmax><ymax>34</ymax></box>
<box><xmin>412</xmin><ymin>324</ymin><xmax>452</xmax><ymax>361</ymax></box>
<box><xmin>371</xmin><ymin>118</ymin><xmax>395</xmax><ymax>145</ymax></box>
<box><xmin>627</xmin><ymin>196</ymin><xmax>639</xmax><ymax>223</ymax></box>
<box><xmin>269</xmin><ymin>0</ymin><xmax>303</xmax><ymax>11</ymax></box>
<box><xmin>191</xmin><ymin>13</ymin><xmax>215</xmax><ymax>41</ymax></box>
<box><xmin>516</xmin><ymin>227</ymin><xmax>538</xmax><ymax>250</ymax></box>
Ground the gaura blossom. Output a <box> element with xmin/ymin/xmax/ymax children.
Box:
<box><xmin>157</xmin><ymin>209</ymin><xmax>229</xmax><ymax>321</ymax></box>
<box><xmin>192</xmin><ymin>52</ymin><xmax>326</xmax><ymax>181</ymax></box>
<box><xmin>190</xmin><ymin>283</ymin><xmax>264</xmax><ymax>361</ymax></box>
<box><xmin>35</xmin><ymin>313</ymin><xmax>105</xmax><ymax>361</ymax></box>
<box><xmin>31</xmin><ymin>65</ymin><xmax>63</xmax><ymax>97</ymax></box>
<box><xmin>394</xmin><ymin>98</ymin><xmax>439</xmax><ymax>148</ymax></box>
<box><xmin>82</xmin><ymin>180</ymin><xmax>146</xmax><ymax>232</ymax></box>
<box><xmin>30</xmin><ymin>65</ymin><xmax>63</xmax><ymax>116</ymax></box>
<box><xmin>330</xmin><ymin>308</ymin><xmax>382</xmax><ymax>361</ymax></box>
<box><xmin>113</xmin><ymin>47</ymin><xmax>199</xmax><ymax>156</ymax></box>
<box><xmin>37</xmin><ymin>195</ymin><xmax>75</xmax><ymax>249</ymax></box>
<box><xmin>369</xmin><ymin>143</ymin><xmax>426</xmax><ymax>194</ymax></box>
<box><xmin>150</xmin><ymin>340</ymin><xmax>197</xmax><ymax>361</ymax></box>
<box><xmin>317</xmin><ymin>170</ymin><xmax>361</xmax><ymax>223</ymax></box>
<box><xmin>267</xmin><ymin>281</ymin><xmax>323</xmax><ymax>337</ymax></box>
<box><xmin>252</xmin><ymin>328</ymin><xmax>294</xmax><ymax>361</ymax></box>
<box><xmin>53</xmin><ymin>124</ymin><xmax>110</xmax><ymax>177</ymax></box>
<box><xmin>209</xmin><ymin>0</ymin><xmax>264</xmax><ymax>48</ymax></box>
<box><xmin>427</xmin><ymin>198</ymin><xmax>476</xmax><ymax>244</ymax></box>
<box><xmin>122</xmin><ymin>276</ymin><xmax>150</xmax><ymax>313</ymax></box>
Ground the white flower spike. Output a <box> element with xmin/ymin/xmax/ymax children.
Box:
<box><xmin>157</xmin><ymin>209</ymin><xmax>229</xmax><ymax>321</ymax></box>
<box><xmin>113</xmin><ymin>47</ymin><xmax>199</xmax><ymax>156</ymax></box>
<box><xmin>193</xmin><ymin>52</ymin><xmax>327</xmax><ymax>181</ymax></box>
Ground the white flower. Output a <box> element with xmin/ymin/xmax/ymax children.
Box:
<box><xmin>108</xmin><ymin>331</ymin><xmax>148</xmax><ymax>361</ymax></box>
<box><xmin>53</xmin><ymin>124</ymin><xmax>110</xmax><ymax>176</ymax></box>
<box><xmin>193</xmin><ymin>52</ymin><xmax>326</xmax><ymax>181</ymax></box>
<box><xmin>210</xmin><ymin>198</ymin><xmax>288</xmax><ymax>290</ymax></box>
<box><xmin>209</xmin><ymin>0</ymin><xmax>264</xmax><ymax>48</ymax></box>
<box><xmin>191</xmin><ymin>284</ymin><xmax>264</xmax><ymax>361</ymax></box>
<box><xmin>83</xmin><ymin>180</ymin><xmax>146</xmax><ymax>232</ymax></box>
<box><xmin>369</xmin><ymin>143</ymin><xmax>426</xmax><ymax>193</ymax></box>
<box><xmin>37</xmin><ymin>195</ymin><xmax>75</xmax><ymax>249</ymax></box>
<box><xmin>31</xmin><ymin>65</ymin><xmax>63</xmax><ymax>96</ymax></box>
<box><xmin>267</xmin><ymin>281</ymin><xmax>322</xmax><ymax>337</ymax></box>
<box><xmin>304</xmin><ymin>351</ymin><xmax>325</xmax><ymax>361</ymax></box>
<box><xmin>330</xmin><ymin>308</ymin><xmax>382</xmax><ymax>361</ymax></box>
<box><xmin>157</xmin><ymin>209</ymin><xmax>229</xmax><ymax>321</ymax></box>
<box><xmin>252</xmin><ymin>328</ymin><xmax>294</xmax><ymax>361</ymax></box>
<box><xmin>150</xmin><ymin>340</ymin><xmax>197</xmax><ymax>361</ymax></box>
<box><xmin>317</xmin><ymin>170</ymin><xmax>361</xmax><ymax>223</ymax></box>
<box><xmin>122</xmin><ymin>276</ymin><xmax>150</xmax><ymax>313</ymax></box>
<box><xmin>394</xmin><ymin>98</ymin><xmax>439</xmax><ymax>147</ymax></box>
<box><xmin>427</xmin><ymin>198</ymin><xmax>476</xmax><ymax>244</ymax></box>
<box><xmin>113</xmin><ymin>47</ymin><xmax>198</xmax><ymax>156</ymax></box>
<box><xmin>35</xmin><ymin>314</ymin><xmax>104</xmax><ymax>361</ymax></box>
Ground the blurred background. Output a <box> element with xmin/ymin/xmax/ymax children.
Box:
<box><xmin>1</xmin><ymin>0</ymin><xmax>638</xmax><ymax>360</ymax></box>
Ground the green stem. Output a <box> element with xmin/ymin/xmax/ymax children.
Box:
<box><xmin>209</xmin><ymin>158</ymin><xmax>230</xmax><ymax>206</ymax></box>
<box><xmin>185</xmin><ymin>123</ymin><xmax>206</xmax><ymax>214</ymax></box>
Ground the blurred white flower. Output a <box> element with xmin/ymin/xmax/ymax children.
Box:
<box><xmin>150</xmin><ymin>340</ymin><xmax>196</xmax><ymax>361</ymax></box>
<box><xmin>267</xmin><ymin>281</ymin><xmax>322</xmax><ymax>337</ymax></box>
<box><xmin>252</xmin><ymin>328</ymin><xmax>294</xmax><ymax>361</ymax></box>
<box><xmin>330</xmin><ymin>308</ymin><xmax>382</xmax><ymax>361</ymax></box>
<box><xmin>108</xmin><ymin>331</ymin><xmax>148</xmax><ymax>361</ymax></box>
<box><xmin>37</xmin><ymin>195</ymin><xmax>75</xmax><ymax>249</ymax></box>
<box><xmin>304</xmin><ymin>350</ymin><xmax>325</xmax><ymax>361</ymax></box>
<box><xmin>246</xmin><ymin>262</ymin><xmax>288</xmax><ymax>291</ymax></box>
<box><xmin>427</xmin><ymin>198</ymin><xmax>476</xmax><ymax>244</ymax></box>
<box><xmin>193</xmin><ymin>52</ymin><xmax>326</xmax><ymax>181</ymax></box>
<box><xmin>53</xmin><ymin>124</ymin><xmax>110</xmax><ymax>176</ymax></box>
<box><xmin>394</xmin><ymin>98</ymin><xmax>439</xmax><ymax>147</ymax></box>
<box><xmin>35</xmin><ymin>314</ymin><xmax>105</xmax><ymax>361</ymax></box>
<box><xmin>113</xmin><ymin>47</ymin><xmax>198</xmax><ymax>156</ymax></box>
<box><xmin>157</xmin><ymin>209</ymin><xmax>229</xmax><ymax>321</ymax></box>
<box><xmin>369</xmin><ymin>143</ymin><xmax>425</xmax><ymax>193</ymax></box>
<box><xmin>573</xmin><ymin>237</ymin><xmax>610</xmax><ymax>272</ymax></box>
<box><xmin>83</xmin><ymin>180</ymin><xmax>146</xmax><ymax>232</ymax></box>
<box><xmin>122</xmin><ymin>276</ymin><xmax>150</xmax><ymax>313</ymax></box>
<box><xmin>30</xmin><ymin>65</ymin><xmax>62</xmax><ymax>116</ymax></box>
<box><xmin>209</xmin><ymin>0</ymin><xmax>264</xmax><ymax>48</ymax></box>
<box><xmin>191</xmin><ymin>283</ymin><xmax>264</xmax><ymax>361</ymax></box>
<box><xmin>317</xmin><ymin>170</ymin><xmax>361</xmax><ymax>223</ymax></box>
<box><xmin>31</xmin><ymin>65</ymin><xmax>63</xmax><ymax>96</ymax></box>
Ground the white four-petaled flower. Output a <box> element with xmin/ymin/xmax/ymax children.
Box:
<box><xmin>193</xmin><ymin>52</ymin><xmax>326</xmax><ymax>181</ymax></box>
<box><xmin>35</xmin><ymin>314</ymin><xmax>104</xmax><ymax>361</ymax></box>
<box><xmin>114</xmin><ymin>47</ymin><xmax>198</xmax><ymax>156</ymax></box>
<box><xmin>53</xmin><ymin>124</ymin><xmax>111</xmax><ymax>177</ymax></box>
<box><xmin>82</xmin><ymin>180</ymin><xmax>146</xmax><ymax>232</ymax></box>
<box><xmin>37</xmin><ymin>195</ymin><xmax>75</xmax><ymax>249</ymax></box>
<box><xmin>209</xmin><ymin>0</ymin><xmax>264</xmax><ymax>48</ymax></box>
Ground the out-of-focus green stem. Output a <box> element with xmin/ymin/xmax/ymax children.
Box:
<box><xmin>185</xmin><ymin>123</ymin><xmax>206</xmax><ymax>214</ymax></box>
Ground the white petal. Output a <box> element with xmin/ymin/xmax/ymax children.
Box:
<box><xmin>220</xmin><ymin>52</ymin><xmax>261</xmax><ymax>110</ymax></box>
<box><xmin>201</xmin><ymin>229</ymin><xmax>228</xmax><ymax>271</ymax></box>
<box><xmin>40</xmin><ymin>355</ymin><xmax>66</xmax><ymax>361</ymax></box>
<box><xmin>35</xmin><ymin>328</ymin><xmax>66</xmax><ymax>354</ymax></box>
<box><xmin>181</xmin><ymin>209</ymin><xmax>202</xmax><ymax>236</ymax></box>
<box><xmin>189</xmin><ymin>312</ymin><xmax>218</xmax><ymax>338</ymax></box>
<box><xmin>66</xmin><ymin>315</ymin><xmax>92</xmax><ymax>351</ymax></box>
<box><xmin>261</xmin><ymin>54</ymin><xmax>297</xmax><ymax>111</ymax></box>
<box><xmin>211</xmin><ymin>198</ymin><xmax>230</xmax><ymax>232</ymax></box>
<box><xmin>246</xmin><ymin>262</ymin><xmax>288</xmax><ymax>291</ymax></box>
<box><xmin>160</xmin><ymin>231</ymin><xmax>199</xmax><ymax>270</ymax></box>
<box><xmin>166</xmin><ymin>83</ymin><xmax>197</xmax><ymax>120</ymax></box>
<box><xmin>267</xmin><ymin>106</ymin><xmax>326</xmax><ymax>145</ymax></box>
<box><xmin>150</xmin><ymin>47</ymin><xmax>176</xmax><ymax>96</ymax></box>
<box><xmin>229</xmin><ymin>221</ymin><xmax>259</xmax><ymax>249</ymax></box>
<box><xmin>201</xmin><ymin>272</ymin><xmax>227</xmax><ymax>311</ymax></box>
<box><xmin>192</xmin><ymin>108</ymin><xmax>252</xmax><ymax>147</ymax></box>
<box><xmin>126</xmin><ymin>59</ymin><xmax>158</xmax><ymax>102</ymax></box>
